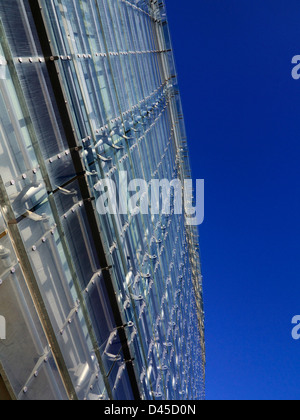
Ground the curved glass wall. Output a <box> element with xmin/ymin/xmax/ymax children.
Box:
<box><xmin>0</xmin><ymin>0</ymin><xmax>205</xmax><ymax>401</ymax></box>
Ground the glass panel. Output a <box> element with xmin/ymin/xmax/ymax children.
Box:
<box><xmin>19</xmin><ymin>358</ymin><xmax>68</xmax><ymax>401</ymax></box>
<box><xmin>0</xmin><ymin>234</ymin><xmax>67</xmax><ymax>400</ymax></box>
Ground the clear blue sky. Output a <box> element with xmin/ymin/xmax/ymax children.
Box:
<box><xmin>167</xmin><ymin>0</ymin><xmax>300</xmax><ymax>400</ymax></box>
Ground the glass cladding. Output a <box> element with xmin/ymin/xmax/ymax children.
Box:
<box><xmin>0</xmin><ymin>0</ymin><xmax>205</xmax><ymax>400</ymax></box>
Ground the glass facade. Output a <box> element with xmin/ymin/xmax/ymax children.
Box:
<box><xmin>0</xmin><ymin>0</ymin><xmax>205</xmax><ymax>400</ymax></box>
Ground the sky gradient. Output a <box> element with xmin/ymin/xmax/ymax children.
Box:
<box><xmin>167</xmin><ymin>0</ymin><xmax>300</xmax><ymax>400</ymax></box>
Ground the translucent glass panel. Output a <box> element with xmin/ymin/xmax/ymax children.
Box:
<box><xmin>0</xmin><ymin>2</ymin><xmax>112</xmax><ymax>400</ymax></box>
<box><xmin>0</xmin><ymin>0</ymin><xmax>77</xmax><ymax>191</ymax></box>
